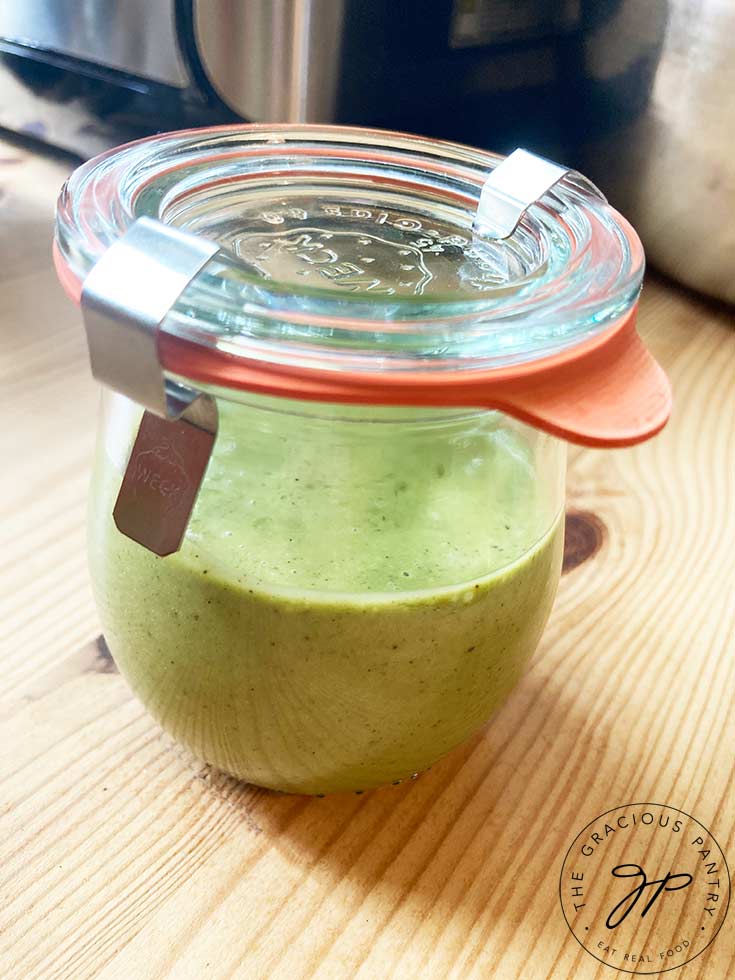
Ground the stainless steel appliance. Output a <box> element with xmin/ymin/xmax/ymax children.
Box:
<box><xmin>2</xmin><ymin>0</ymin><xmax>732</xmax><ymax>301</ymax></box>
<box><xmin>0</xmin><ymin>0</ymin><xmax>588</xmax><ymax>159</ymax></box>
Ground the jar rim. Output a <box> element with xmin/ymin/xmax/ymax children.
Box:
<box><xmin>54</xmin><ymin>124</ymin><xmax>671</xmax><ymax>447</ymax></box>
<box><xmin>55</xmin><ymin>123</ymin><xmax>643</xmax><ymax>366</ymax></box>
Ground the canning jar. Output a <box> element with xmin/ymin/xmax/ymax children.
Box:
<box><xmin>54</xmin><ymin>125</ymin><xmax>670</xmax><ymax>794</ymax></box>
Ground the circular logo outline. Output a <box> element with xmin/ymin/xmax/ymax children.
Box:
<box><xmin>558</xmin><ymin>803</ymin><xmax>731</xmax><ymax>975</ymax></box>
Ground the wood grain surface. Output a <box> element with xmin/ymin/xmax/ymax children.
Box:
<box><xmin>1</xmin><ymin>137</ymin><xmax>733</xmax><ymax>980</ymax></box>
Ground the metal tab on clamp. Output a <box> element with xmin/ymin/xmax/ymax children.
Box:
<box><xmin>473</xmin><ymin>148</ymin><xmax>606</xmax><ymax>239</ymax></box>
<box><xmin>81</xmin><ymin>217</ymin><xmax>220</xmax><ymax>556</ymax></box>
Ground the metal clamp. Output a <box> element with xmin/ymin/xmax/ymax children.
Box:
<box><xmin>81</xmin><ymin>216</ymin><xmax>219</xmax><ymax>430</ymax></box>
<box><xmin>473</xmin><ymin>148</ymin><xmax>606</xmax><ymax>239</ymax></box>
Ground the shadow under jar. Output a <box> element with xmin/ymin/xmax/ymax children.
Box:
<box><xmin>54</xmin><ymin>125</ymin><xmax>669</xmax><ymax>794</ymax></box>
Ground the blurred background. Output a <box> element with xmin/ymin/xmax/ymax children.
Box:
<box><xmin>0</xmin><ymin>0</ymin><xmax>732</xmax><ymax>303</ymax></box>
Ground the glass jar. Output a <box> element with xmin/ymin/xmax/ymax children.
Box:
<box><xmin>92</xmin><ymin>391</ymin><xmax>564</xmax><ymax>792</ymax></box>
<box><xmin>54</xmin><ymin>125</ymin><xmax>668</xmax><ymax>794</ymax></box>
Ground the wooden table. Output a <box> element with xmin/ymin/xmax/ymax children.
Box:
<box><xmin>1</xmin><ymin>138</ymin><xmax>733</xmax><ymax>980</ymax></box>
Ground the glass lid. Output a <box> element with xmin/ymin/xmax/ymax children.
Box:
<box><xmin>55</xmin><ymin>124</ymin><xmax>644</xmax><ymax>375</ymax></box>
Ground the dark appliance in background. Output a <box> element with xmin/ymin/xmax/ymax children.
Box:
<box><xmin>6</xmin><ymin>1</ymin><xmax>730</xmax><ymax>303</ymax></box>
<box><xmin>0</xmin><ymin>0</ymin><xmax>664</xmax><ymax>165</ymax></box>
